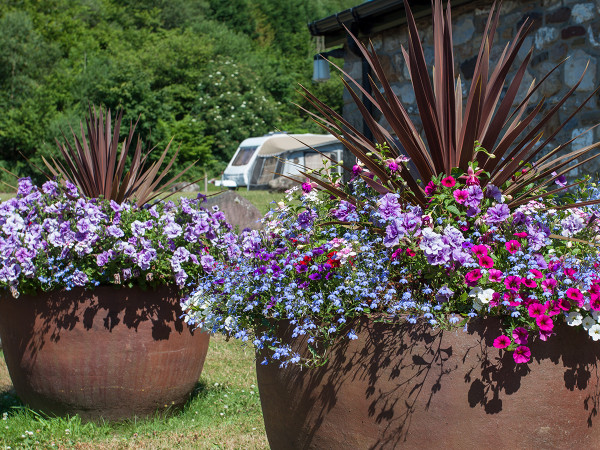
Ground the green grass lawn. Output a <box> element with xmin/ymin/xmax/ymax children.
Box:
<box><xmin>0</xmin><ymin>336</ymin><xmax>269</xmax><ymax>449</ymax></box>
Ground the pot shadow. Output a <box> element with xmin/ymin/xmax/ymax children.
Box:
<box><xmin>0</xmin><ymin>285</ymin><xmax>188</xmax><ymax>368</ymax></box>
<box><xmin>259</xmin><ymin>317</ymin><xmax>600</xmax><ymax>449</ymax></box>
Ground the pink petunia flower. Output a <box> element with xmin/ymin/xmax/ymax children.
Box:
<box><xmin>441</xmin><ymin>176</ymin><xmax>456</xmax><ymax>187</ymax></box>
<box><xmin>590</xmin><ymin>294</ymin><xmax>600</xmax><ymax>311</ymax></box>
<box><xmin>489</xmin><ymin>292</ymin><xmax>502</xmax><ymax>307</ymax></box>
<box><xmin>542</xmin><ymin>278</ymin><xmax>557</xmax><ymax>292</ymax></box>
<box><xmin>513</xmin><ymin>345</ymin><xmax>531</xmax><ymax>364</ymax></box>
<box><xmin>536</xmin><ymin>315</ymin><xmax>554</xmax><ymax>332</ymax></box>
<box><xmin>478</xmin><ymin>255</ymin><xmax>494</xmax><ymax>268</ymax></box>
<box><xmin>529</xmin><ymin>269</ymin><xmax>543</xmax><ymax>279</ymax></box>
<box><xmin>527</xmin><ymin>303</ymin><xmax>546</xmax><ymax>318</ymax></box>
<box><xmin>545</xmin><ymin>301</ymin><xmax>561</xmax><ymax>316</ymax></box>
<box><xmin>521</xmin><ymin>278</ymin><xmax>537</xmax><ymax>289</ymax></box>
<box><xmin>513</xmin><ymin>232</ymin><xmax>528</xmax><ymax>238</ymax></box>
<box><xmin>505</xmin><ymin>240</ymin><xmax>521</xmax><ymax>254</ymax></box>
<box><xmin>557</xmin><ymin>298</ymin><xmax>571</xmax><ymax>311</ymax></box>
<box><xmin>504</xmin><ymin>275</ymin><xmax>521</xmax><ymax>291</ymax></box>
<box><xmin>488</xmin><ymin>269</ymin><xmax>504</xmax><ymax>283</ymax></box>
<box><xmin>539</xmin><ymin>329</ymin><xmax>553</xmax><ymax>341</ymax></box>
<box><xmin>453</xmin><ymin>189</ymin><xmax>469</xmax><ymax>204</ymax></box>
<box><xmin>493</xmin><ymin>335</ymin><xmax>511</xmax><ymax>349</ymax></box>
<box><xmin>425</xmin><ymin>181</ymin><xmax>438</xmax><ymax>197</ymax></box>
<box><xmin>471</xmin><ymin>244</ymin><xmax>488</xmax><ymax>257</ymax></box>
<box><xmin>512</xmin><ymin>327</ymin><xmax>528</xmax><ymax>345</ymax></box>
<box><xmin>566</xmin><ymin>287</ymin><xmax>584</xmax><ymax>307</ymax></box>
<box><xmin>564</xmin><ymin>268</ymin><xmax>577</xmax><ymax>278</ymax></box>
<box><xmin>465</xmin><ymin>269</ymin><xmax>483</xmax><ymax>287</ymax></box>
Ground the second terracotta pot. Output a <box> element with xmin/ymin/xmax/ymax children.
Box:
<box><xmin>256</xmin><ymin>317</ymin><xmax>600</xmax><ymax>449</ymax></box>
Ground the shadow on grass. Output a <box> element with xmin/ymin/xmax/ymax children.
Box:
<box><xmin>0</xmin><ymin>386</ymin><xmax>22</xmax><ymax>416</ymax></box>
<box><xmin>0</xmin><ymin>379</ymin><xmax>213</xmax><ymax>424</ymax></box>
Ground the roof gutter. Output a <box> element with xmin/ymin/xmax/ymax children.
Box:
<box><xmin>308</xmin><ymin>0</ymin><xmax>476</xmax><ymax>47</ymax></box>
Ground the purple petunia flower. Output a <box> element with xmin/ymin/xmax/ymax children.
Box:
<box><xmin>465</xmin><ymin>185</ymin><xmax>483</xmax><ymax>208</ymax></box>
<box><xmin>72</xmin><ymin>270</ymin><xmax>89</xmax><ymax>286</ymax></box>
<box><xmin>377</xmin><ymin>194</ymin><xmax>402</xmax><ymax>220</ymax></box>
<box><xmin>486</xmin><ymin>203</ymin><xmax>510</xmax><ymax>224</ymax></box>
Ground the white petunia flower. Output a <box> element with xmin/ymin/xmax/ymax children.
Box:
<box><xmin>582</xmin><ymin>316</ymin><xmax>596</xmax><ymax>330</ymax></box>
<box><xmin>478</xmin><ymin>289</ymin><xmax>495</xmax><ymax>304</ymax></box>
<box><xmin>589</xmin><ymin>324</ymin><xmax>600</xmax><ymax>341</ymax></box>
<box><xmin>566</xmin><ymin>311</ymin><xmax>583</xmax><ymax>326</ymax></box>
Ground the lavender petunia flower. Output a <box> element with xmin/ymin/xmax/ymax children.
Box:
<box><xmin>72</xmin><ymin>270</ymin><xmax>89</xmax><ymax>286</ymax></box>
<box><xmin>377</xmin><ymin>194</ymin><xmax>402</xmax><ymax>220</ymax></box>
<box><xmin>465</xmin><ymin>185</ymin><xmax>483</xmax><ymax>208</ymax></box>
<box><xmin>485</xmin><ymin>184</ymin><xmax>502</xmax><ymax>202</ymax></box>
<box><xmin>486</xmin><ymin>203</ymin><xmax>510</xmax><ymax>224</ymax></box>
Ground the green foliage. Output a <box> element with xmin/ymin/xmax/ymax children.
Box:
<box><xmin>0</xmin><ymin>0</ymin><xmax>360</xmax><ymax>185</ymax></box>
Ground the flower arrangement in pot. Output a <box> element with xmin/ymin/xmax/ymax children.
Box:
<box><xmin>0</xmin><ymin>106</ymin><xmax>235</xmax><ymax>420</ymax></box>
<box><xmin>181</xmin><ymin>0</ymin><xmax>600</xmax><ymax>447</ymax></box>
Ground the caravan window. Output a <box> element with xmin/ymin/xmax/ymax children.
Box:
<box><xmin>232</xmin><ymin>146</ymin><xmax>258</xmax><ymax>166</ymax></box>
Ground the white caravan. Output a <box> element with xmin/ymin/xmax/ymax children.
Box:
<box><xmin>218</xmin><ymin>133</ymin><xmax>344</xmax><ymax>189</ymax></box>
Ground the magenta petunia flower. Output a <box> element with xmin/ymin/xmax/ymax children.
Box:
<box><xmin>478</xmin><ymin>255</ymin><xmax>494</xmax><ymax>268</ymax></box>
<box><xmin>590</xmin><ymin>294</ymin><xmax>600</xmax><ymax>311</ymax></box>
<box><xmin>564</xmin><ymin>268</ymin><xmax>577</xmax><ymax>278</ymax></box>
<box><xmin>513</xmin><ymin>345</ymin><xmax>531</xmax><ymax>364</ymax></box>
<box><xmin>488</xmin><ymin>269</ymin><xmax>504</xmax><ymax>283</ymax></box>
<box><xmin>465</xmin><ymin>269</ymin><xmax>483</xmax><ymax>287</ymax></box>
<box><xmin>536</xmin><ymin>315</ymin><xmax>554</xmax><ymax>332</ymax></box>
<box><xmin>425</xmin><ymin>181</ymin><xmax>438</xmax><ymax>197</ymax></box>
<box><xmin>386</xmin><ymin>159</ymin><xmax>399</xmax><ymax>172</ymax></box>
<box><xmin>471</xmin><ymin>244</ymin><xmax>488</xmax><ymax>257</ymax></box>
<box><xmin>521</xmin><ymin>278</ymin><xmax>537</xmax><ymax>289</ymax></box>
<box><xmin>566</xmin><ymin>287</ymin><xmax>584</xmax><ymax>307</ymax></box>
<box><xmin>542</xmin><ymin>278</ymin><xmax>557</xmax><ymax>292</ymax></box>
<box><xmin>529</xmin><ymin>269</ymin><xmax>543</xmax><ymax>279</ymax></box>
<box><xmin>441</xmin><ymin>176</ymin><xmax>456</xmax><ymax>187</ymax></box>
<box><xmin>512</xmin><ymin>327</ymin><xmax>528</xmax><ymax>345</ymax></box>
<box><xmin>539</xmin><ymin>329</ymin><xmax>553</xmax><ymax>341</ymax></box>
<box><xmin>505</xmin><ymin>240</ymin><xmax>521</xmax><ymax>254</ymax></box>
<box><xmin>513</xmin><ymin>232</ymin><xmax>528</xmax><ymax>238</ymax></box>
<box><xmin>557</xmin><ymin>298</ymin><xmax>571</xmax><ymax>311</ymax></box>
<box><xmin>453</xmin><ymin>189</ymin><xmax>469</xmax><ymax>204</ymax></box>
<box><xmin>527</xmin><ymin>303</ymin><xmax>546</xmax><ymax>318</ymax></box>
<box><xmin>504</xmin><ymin>275</ymin><xmax>521</xmax><ymax>291</ymax></box>
<box><xmin>493</xmin><ymin>335</ymin><xmax>511</xmax><ymax>349</ymax></box>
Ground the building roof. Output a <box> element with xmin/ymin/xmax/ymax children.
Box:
<box><xmin>308</xmin><ymin>0</ymin><xmax>475</xmax><ymax>47</ymax></box>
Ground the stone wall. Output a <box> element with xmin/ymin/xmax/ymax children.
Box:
<box><xmin>342</xmin><ymin>0</ymin><xmax>600</xmax><ymax>178</ymax></box>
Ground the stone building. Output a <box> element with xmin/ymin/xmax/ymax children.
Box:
<box><xmin>309</xmin><ymin>0</ymin><xmax>600</xmax><ymax>178</ymax></box>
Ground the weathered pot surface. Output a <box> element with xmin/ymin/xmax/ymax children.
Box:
<box><xmin>256</xmin><ymin>317</ymin><xmax>600</xmax><ymax>449</ymax></box>
<box><xmin>0</xmin><ymin>285</ymin><xmax>209</xmax><ymax>420</ymax></box>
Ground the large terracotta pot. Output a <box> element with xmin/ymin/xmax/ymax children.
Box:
<box><xmin>0</xmin><ymin>285</ymin><xmax>209</xmax><ymax>420</ymax></box>
<box><xmin>256</xmin><ymin>317</ymin><xmax>600</xmax><ymax>449</ymax></box>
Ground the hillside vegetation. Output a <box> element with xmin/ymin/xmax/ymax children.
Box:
<box><xmin>0</xmin><ymin>0</ymin><xmax>358</xmax><ymax>186</ymax></box>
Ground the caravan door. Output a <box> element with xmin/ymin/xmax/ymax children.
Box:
<box><xmin>282</xmin><ymin>151</ymin><xmax>305</xmax><ymax>178</ymax></box>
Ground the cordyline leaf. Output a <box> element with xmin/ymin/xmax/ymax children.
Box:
<box><xmin>300</xmin><ymin>0</ymin><xmax>600</xmax><ymax>213</ymax></box>
<box><xmin>43</xmin><ymin>105</ymin><xmax>196</xmax><ymax>207</ymax></box>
